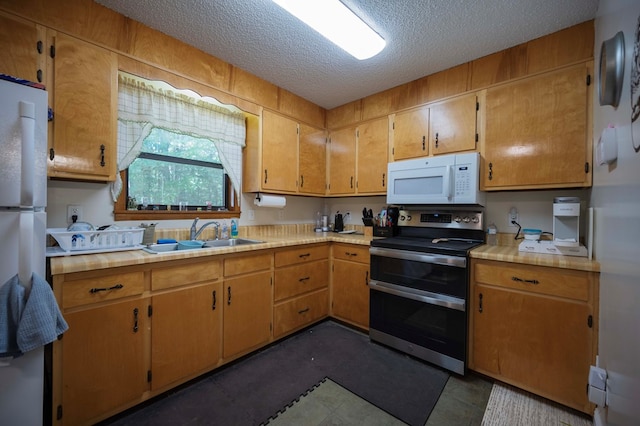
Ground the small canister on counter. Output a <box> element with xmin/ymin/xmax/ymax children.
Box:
<box><xmin>486</xmin><ymin>223</ymin><xmax>498</xmax><ymax>246</ymax></box>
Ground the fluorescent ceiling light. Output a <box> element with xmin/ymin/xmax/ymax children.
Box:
<box><xmin>272</xmin><ymin>0</ymin><xmax>386</xmax><ymax>60</ymax></box>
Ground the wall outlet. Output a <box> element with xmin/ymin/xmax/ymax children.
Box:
<box><xmin>508</xmin><ymin>207</ymin><xmax>519</xmax><ymax>226</ymax></box>
<box><xmin>67</xmin><ymin>205</ymin><xmax>83</xmax><ymax>224</ymax></box>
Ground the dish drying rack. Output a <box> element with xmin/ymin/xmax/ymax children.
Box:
<box><xmin>47</xmin><ymin>227</ymin><xmax>144</xmax><ymax>256</ymax></box>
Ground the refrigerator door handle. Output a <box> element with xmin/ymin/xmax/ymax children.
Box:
<box><xmin>18</xmin><ymin>211</ymin><xmax>34</xmax><ymax>287</ymax></box>
<box><xmin>19</xmin><ymin>101</ymin><xmax>36</xmax><ymax>207</ymax></box>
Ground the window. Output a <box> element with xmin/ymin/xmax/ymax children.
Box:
<box><xmin>127</xmin><ymin>128</ymin><xmax>227</xmax><ymax>211</ymax></box>
<box><xmin>112</xmin><ymin>71</ymin><xmax>246</xmax><ymax>220</ymax></box>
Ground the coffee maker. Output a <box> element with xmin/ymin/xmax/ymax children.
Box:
<box><xmin>552</xmin><ymin>197</ymin><xmax>580</xmax><ymax>247</ymax></box>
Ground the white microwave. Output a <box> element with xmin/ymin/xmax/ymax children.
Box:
<box><xmin>387</xmin><ymin>152</ymin><xmax>485</xmax><ymax>206</ymax></box>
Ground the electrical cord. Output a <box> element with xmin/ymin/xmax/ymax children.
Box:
<box><xmin>512</xmin><ymin>220</ymin><xmax>522</xmax><ymax>240</ymax></box>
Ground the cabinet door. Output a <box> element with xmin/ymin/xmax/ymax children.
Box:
<box><xmin>151</xmin><ymin>282</ymin><xmax>222</xmax><ymax>390</ymax></box>
<box><xmin>262</xmin><ymin>110</ymin><xmax>298</xmax><ymax>193</ymax></box>
<box><xmin>223</xmin><ymin>271</ymin><xmax>272</xmax><ymax>359</ymax></box>
<box><xmin>0</xmin><ymin>13</ymin><xmax>44</xmax><ymax>83</ymax></box>
<box><xmin>471</xmin><ymin>284</ymin><xmax>593</xmax><ymax>411</ymax></box>
<box><xmin>332</xmin><ymin>260</ymin><xmax>370</xmax><ymax>329</ymax></box>
<box><xmin>430</xmin><ymin>93</ymin><xmax>477</xmax><ymax>155</ymax></box>
<box><xmin>299</xmin><ymin>123</ymin><xmax>326</xmax><ymax>195</ymax></box>
<box><xmin>49</xmin><ymin>32</ymin><xmax>117</xmax><ymax>181</ymax></box>
<box><xmin>483</xmin><ymin>64</ymin><xmax>590</xmax><ymax>189</ymax></box>
<box><xmin>328</xmin><ymin>126</ymin><xmax>357</xmax><ymax>194</ymax></box>
<box><xmin>61</xmin><ymin>299</ymin><xmax>149</xmax><ymax>425</ymax></box>
<box><xmin>357</xmin><ymin>117</ymin><xmax>389</xmax><ymax>194</ymax></box>
<box><xmin>392</xmin><ymin>106</ymin><xmax>429</xmax><ymax>160</ymax></box>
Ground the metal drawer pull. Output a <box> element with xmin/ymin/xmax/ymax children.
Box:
<box><xmin>345</xmin><ymin>252</ymin><xmax>358</xmax><ymax>257</ymax></box>
<box><xmin>298</xmin><ymin>253</ymin><xmax>311</xmax><ymax>258</ymax></box>
<box><xmin>227</xmin><ymin>286</ymin><xmax>231</xmax><ymax>305</ymax></box>
<box><xmin>212</xmin><ymin>290</ymin><xmax>217</xmax><ymax>310</ymax></box>
<box><xmin>479</xmin><ymin>293</ymin><xmax>483</xmax><ymax>313</ymax></box>
<box><xmin>298</xmin><ymin>307</ymin><xmax>309</xmax><ymax>314</ymax></box>
<box><xmin>299</xmin><ymin>276</ymin><xmax>310</xmax><ymax>282</ymax></box>
<box><xmin>89</xmin><ymin>283</ymin><xmax>123</xmax><ymax>293</ymax></box>
<box><xmin>133</xmin><ymin>308</ymin><xmax>139</xmax><ymax>333</ymax></box>
<box><xmin>511</xmin><ymin>276</ymin><xmax>539</xmax><ymax>285</ymax></box>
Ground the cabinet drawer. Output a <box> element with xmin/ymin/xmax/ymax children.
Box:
<box><xmin>473</xmin><ymin>260</ymin><xmax>591</xmax><ymax>301</ymax></box>
<box><xmin>275</xmin><ymin>244</ymin><xmax>329</xmax><ymax>267</ymax></box>
<box><xmin>274</xmin><ymin>260</ymin><xmax>329</xmax><ymax>301</ymax></box>
<box><xmin>63</xmin><ymin>271</ymin><xmax>144</xmax><ymax>309</ymax></box>
<box><xmin>152</xmin><ymin>260</ymin><xmax>221</xmax><ymax>291</ymax></box>
<box><xmin>224</xmin><ymin>252</ymin><xmax>272</xmax><ymax>277</ymax></box>
<box><xmin>332</xmin><ymin>243</ymin><xmax>370</xmax><ymax>263</ymax></box>
<box><xmin>274</xmin><ymin>288</ymin><xmax>329</xmax><ymax>338</ymax></box>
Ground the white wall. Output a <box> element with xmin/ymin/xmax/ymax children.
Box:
<box><xmin>592</xmin><ymin>1</ymin><xmax>640</xmax><ymax>424</ymax></box>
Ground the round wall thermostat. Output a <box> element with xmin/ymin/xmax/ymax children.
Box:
<box><xmin>599</xmin><ymin>31</ymin><xmax>625</xmax><ymax>108</ymax></box>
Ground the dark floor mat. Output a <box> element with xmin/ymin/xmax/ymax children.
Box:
<box><xmin>105</xmin><ymin>320</ymin><xmax>449</xmax><ymax>426</ymax></box>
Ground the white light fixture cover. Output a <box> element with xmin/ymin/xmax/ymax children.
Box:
<box><xmin>272</xmin><ymin>0</ymin><xmax>386</xmax><ymax>60</ymax></box>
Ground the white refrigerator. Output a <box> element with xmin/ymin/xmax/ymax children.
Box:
<box><xmin>0</xmin><ymin>77</ymin><xmax>49</xmax><ymax>425</ymax></box>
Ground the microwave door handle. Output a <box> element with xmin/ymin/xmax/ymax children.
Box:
<box><xmin>443</xmin><ymin>165</ymin><xmax>453</xmax><ymax>200</ymax></box>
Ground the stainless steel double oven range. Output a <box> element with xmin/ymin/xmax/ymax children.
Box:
<box><xmin>369</xmin><ymin>209</ymin><xmax>484</xmax><ymax>375</ymax></box>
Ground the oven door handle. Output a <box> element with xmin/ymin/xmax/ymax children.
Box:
<box><xmin>369</xmin><ymin>280</ymin><xmax>466</xmax><ymax>312</ymax></box>
<box><xmin>369</xmin><ymin>247</ymin><xmax>466</xmax><ymax>268</ymax></box>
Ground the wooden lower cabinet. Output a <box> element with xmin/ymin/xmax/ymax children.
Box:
<box><xmin>151</xmin><ymin>281</ymin><xmax>222</xmax><ymax>390</ymax></box>
<box><xmin>331</xmin><ymin>243</ymin><xmax>370</xmax><ymax>329</ymax></box>
<box><xmin>273</xmin><ymin>244</ymin><xmax>330</xmax><ymax>338</ymax></box>
<box><xmin>274</xmin><ymin>288</ymin><xmax>329</xmax><ymax>338</ymax></box>
<box><xmin>469</xmin><ymin>259</ymin><xmax>598</xmax><ymax>413</ymax></box>
<box><xmin>59</xmin><ymin>298</ymin><xmax>149</xmax><ymax>425</ymax></box>
<box><xmin>223</xmin><ymin>271</ymin><xmax>273</xmax><ymax>359</ymax></box>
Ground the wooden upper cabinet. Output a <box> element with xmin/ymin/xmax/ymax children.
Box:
<box><xmin>48</xmin><ymin>32</ymin><xmax>117</xmax><ymax>181</ymax></box>
<box><xmin>0</xmin><ymin>13</ymin><xmax>44</xmax><ymax>83</ymax></box>
<box><xmin>299</xmin><ymin>124</ymin><xmax>327</xmax><ymax>195</ymax></box>
<box><xmin>482</xmin><ymin>64</ymin><xmax>591</xmax><ymax>190</ymax></box>
<box><xmin>430</xmin><ymin>93</ymin><xmax>478</xmax><ymax>155</ymax></box>
<box><xmin>356</xmin><ymin>117</ymin><xmax>389</xmax><ymax>194</ymax></box>
<box><xmin>328</xmin><ymin>126</ymin><xmax>357</xmax><ymax>195</ymax></box>
<box><xmin>392</xmin><ymin>106</ymin><xmax>429</xmax><ymax>161</ymax></box>
<box><xmin>261</xmin><ymin>109</ymin><xmax>299</xmax><ymax>193</ymax></box>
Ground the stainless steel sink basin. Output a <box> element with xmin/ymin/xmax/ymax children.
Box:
<box><xmin>143</xmin><ymin>238</ymin><xmax>264</xmax><ymax>254</ymax></box>
<box><xmin>202</xmin><ymin>238</ymin><xmax>265</xmax><ymax>248</ymax></box>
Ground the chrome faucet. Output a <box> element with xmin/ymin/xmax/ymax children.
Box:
<box><xmin>190</xmin><ymin>217</ymin><xmax>220</xmax><ymax>240</ymax></box>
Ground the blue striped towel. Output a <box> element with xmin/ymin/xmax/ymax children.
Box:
<box><xmin>0</xmin><ymin>273</ymin><xmax>68</xmax><ymax>357</ymax></box>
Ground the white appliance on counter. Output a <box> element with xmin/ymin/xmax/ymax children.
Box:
<box><xmin>386</xmin><ymin>152</ymin><xmax>485</xmax><ymax>206</ymax></box>
<box><xmin>0</xmin><ymin>77</ymin><xmax>49</xmax><ymax>425</ymax></box>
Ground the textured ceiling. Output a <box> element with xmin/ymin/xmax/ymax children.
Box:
<box><xmin>95</xmin><ymin>0</ymin><xmax>599</xmax><ymax>109</ymax></box>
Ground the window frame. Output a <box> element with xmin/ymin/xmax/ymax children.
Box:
<box><xmin>113</xmin><ymin>169</ymin><xmax>240</xmax><ymax>221</ymax></box>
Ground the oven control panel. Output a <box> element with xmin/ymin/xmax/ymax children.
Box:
<box><xmin>397</xmin><ymin>210</ymin><xmax>483</xmax><ymax>230</ymax></box>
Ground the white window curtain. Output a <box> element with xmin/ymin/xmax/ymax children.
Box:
<box><xmin>111</xmin><ymin>72</ymin><xmax>246</xmax><ymax>202</ymax></box>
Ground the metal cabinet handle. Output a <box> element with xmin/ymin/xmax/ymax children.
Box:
<box><xmin>298</xmin><ymin>276</ymin><xmax>310</xmax><ymax>283</ymax></box>
<box><xmin>511</xmin><ymin>276</ymin><xmax>539</xmax><ymax>285</ymax></box>
<box><xmin>89</xmin><ymin>283</ymin><xmax>123</xmax><ymax>294</ymax></box>
<box><xmin>345</xmin><ymin>252</ymin><xmax>358</xmax><ymax>257</ymax></box>
<box><xmin>479</xmin><ymin>293</ymin><xmax>483</xmax><ymax>313</ymax></box>
<box><xmin>299</xmin><ymin>253</ymin><xmax>311</xmax><ymax>259</ymax></box>
<box><xmin>365</xmin><ymin>271</ymin><xmax>369</xmax><ymax>286</ymax></box>
<box><xmin>435</xmin><ymin>132</ymin><xmax>439</xmax><ymax>148</ymax></box>
<box><xmin>212</xmin><ymin>290</ymin><xmax>217</xmax><ymax>310</ymax></box>
<box><xmin>350</xmin><ymin>176</ymin><xmax>353</xmax><ymax>189</ymax></box>
<box><xmin>100</xmin><ymin>144</ymin><xmax>105</xmax><ymax>167</ymax></box>
<box><xmin>227</xmin><ymin>286</ymin><xmax>231</xmax><ymax>305</ymax></box>
<box><xmin>382</xmin><ymin>172</ymin><xmax>386</xmax><ymax>187</ymax></box>
<box><xmin>264</xmin><ymin>169</ymin><xmax>268</xmax><ymax>184</ymax></box>
<box><xmin>422</xmin><ymin>135</ymin><xmax>425</xmax><ymax>150</ymax></box>
<box><xmin>300</xmin><ymin>175</ymin><xmax>304</xmax><ymax>187</ymax></box>
<box><xmin>298</xmin><ymin>307</ymin><xmax>309</xmax><ymax>315</ymax></box>
<box><xmin>488</xmin><ymin>162</ymin><xmax>493</xmax><ymax>181</ymax></box>
<box><xmin>133</xmin><ymin>308</ymin><xmax>139</xmax><ymax>332</ymax></box>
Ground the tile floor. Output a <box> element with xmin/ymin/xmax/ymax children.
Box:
<box><xmin>267</xmin><ymin>372</ymin><xmax>493</xmax><ymax>426</ymax></box>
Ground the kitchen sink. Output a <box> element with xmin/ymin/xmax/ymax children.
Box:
<box><xmin>143</xmin><ymin>238</ymin><xmax>265</xmax><ymax>254</ymax></box>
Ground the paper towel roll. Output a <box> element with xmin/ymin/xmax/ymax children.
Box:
<box><xmin>254</xmin><ymin>194</ymin><xmax>286</xmax><ymax>208</ymax></box>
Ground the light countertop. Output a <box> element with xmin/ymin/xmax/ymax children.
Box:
<box><xmin>50</xmin><ymin>230</ymin><xmax>600</xmax><ymax>276</ymax></box>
